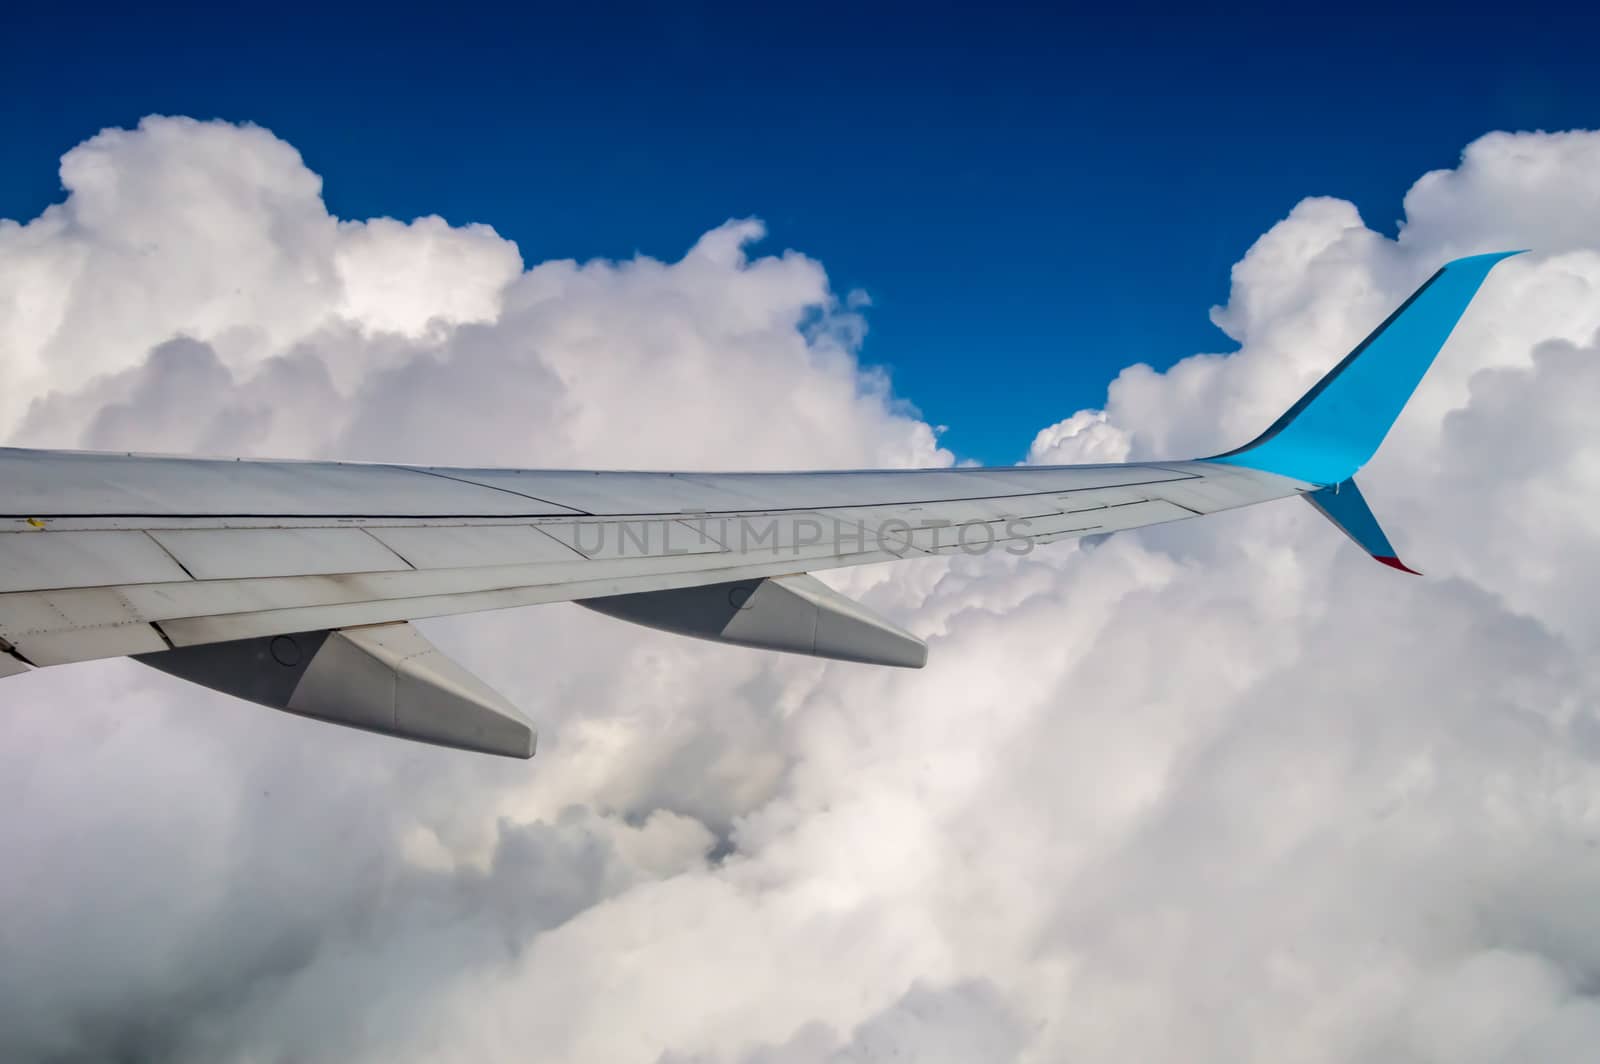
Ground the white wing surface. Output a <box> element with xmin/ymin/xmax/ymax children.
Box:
<box><xmin>0</xmin><ymin>450</ymin><xmax>1301</xmax><ymax>664</ymax></box>
<box><xmin>0</xmin><ymin>253</ymin><xmax>1517</xmax><ymax>756</ymax></box>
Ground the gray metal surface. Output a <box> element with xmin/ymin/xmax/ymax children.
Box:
<box><xmin>0</xmin><ymin>529</ymin><xmax>192</xmax><ymax>593</ymax></box>
<box><xmin>138</xmin><ymin>630</ymin><xmax>332</xmax><ymax>707</ymax></box>
<box><xmin>0</xmin><ymin>446</ymin><xmax>1307</xmax><ymax>755</ymax></box>
<box><xmin>136</xmin><ymin>623</ymin><xmax>535</xmax><ymax>758</ymax></box>
<box><xmin>366</xmin><ymin>523</ymin><xmax>582</xmax><ymax>569</ymax></box>
<box><xmin>0</xmin><ymin>455</ymin><xmax>1306</xmax><ymax>670</ymax></box>
<box><xmin>297</xmin><ymin>623</ymin><xmax>535</xmax><ymax>757</ymax></box>
<box><xmin>150</xmin><ymin>528</ymin><xmax>412</xmax><ymax>580</ymax></box>
<box><xmin>0</xmin><ymin>648</ymin><xmax>30</xmax><ymax>678</ymax></box>
<box><xmin>0</xmin><ymin>449</ymin><xmax>586</xmax><ymax>518</ymax></box>
<box><xmin>17</xmin><ymin>622</ymin><xmax>172</xmax><ymax>667</ymax></box>
<box><xmin>0</xmin><ymin>448</ymin><xmax>1279</xmax><ymax>520</ymax></box>
<box><xmin>580</xmin><ymin>573</ymin><xmax>928</xmax><ymax>668</ymax></box>
<box><xmin>539</xmin><ymin>517</ymin><xmax>728</xmax><ymax>560</ymax></box>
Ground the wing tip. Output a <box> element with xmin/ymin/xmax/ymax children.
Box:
<box><xmin>1206</xmin><ymin>250</ymin><xmax>1523</xmax><ymax>485</ymax></box>
<box><xmin>1373</xmin><ymin>554</ymin><xmax>1422</xmax><ymax>576</ymax></box>
<box><xmin>1445</xmin><ymin>249</ymin><xmax>1527</xmax><ymax>271</ymax></box>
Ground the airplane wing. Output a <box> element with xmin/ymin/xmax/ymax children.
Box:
<box><xmin>0</xmin><ymin>252</ymin><xmax>1519</xmax><ymax>757</ymax></box>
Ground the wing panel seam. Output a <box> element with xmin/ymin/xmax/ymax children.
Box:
<box><xmin>142</xmin><ymin>530</ymin><xmax>198</xmax><ymax>580</ymax></box>
<box><xmin>399</xmin><ymin>466</ymin><xmax>594</xmax><ymax>516</ymax></box>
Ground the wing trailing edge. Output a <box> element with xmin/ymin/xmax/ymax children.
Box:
<box><xmin>1</xmin><ymin>645</ymin><xmax>30</xmax><ymax>678</ymax></box>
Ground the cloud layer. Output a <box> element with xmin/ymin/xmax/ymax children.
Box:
<box><xmin>4</xmin><ymin>117</ymin><xmax>1600</xmax><ymax>1063</ymax></box>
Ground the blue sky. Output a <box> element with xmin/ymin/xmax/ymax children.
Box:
<box><xmin>6</xmin><ymin>6</ymin><xmax>1598</xmax><ymax>463</ymax></box>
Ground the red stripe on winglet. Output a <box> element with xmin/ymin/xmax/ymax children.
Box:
<box><xmin>1374</xmin><ymin>555</ymin><xmax>1422</xmax><ymax>576</ymax></box>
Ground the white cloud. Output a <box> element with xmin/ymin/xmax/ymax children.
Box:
<box><xmin>1026</xmin><ymin>409</ymin><xmax>1131</xmax><ymax>466</ymax></box>
<box><xmin>4</xmin><ymin>118</ymin><xmax>1600</xmax><ymax>1063</ymax></box>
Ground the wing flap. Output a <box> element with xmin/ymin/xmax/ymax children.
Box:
<box><xmin>21</xmin><ymin>622</ymin><xmax>171</xmax><ymax>665</ymax></box>
<box><xmin>0</xmin><ymin>530</ymin><xmax>193</xmax><ymax>593</ymax></box>
<box><xmin>149</xmin><ymin>527</ymin><xmax>412</xmax><ymax>580</ymax></box>
<box><xmin>1</xmin><ymin>648</ymin><xmax>31</xmax><ymax>678</ymax></box>
<box><xmin>539</xmin><ymin>517</ymin><xmax>729</xmax><ymax>559</ymax></box>
<box><xmin>365</xmin><ymin>523</ymin><xmax>581</xmax><ymax>568</ymax></box>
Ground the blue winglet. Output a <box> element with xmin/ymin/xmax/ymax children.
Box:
<box><xmin>1305</xmin><ymin>478</ymin><xmax>1419</xmax><ymax>574</ymax></box>
<box><xmin>1208</xmin><ymin>251</ymin><xmax>1522</xmax><ymax>486</ymax></box>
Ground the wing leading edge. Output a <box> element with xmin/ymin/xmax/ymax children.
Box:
<box><xmin>0</xmin><ymin>253</ymin><xmax>1517</xmax><ymax>756</ymax></box>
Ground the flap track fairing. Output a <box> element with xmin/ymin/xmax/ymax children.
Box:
<box><xmin>580</xmin><ymin>573</ymin><xmax>927</xmax><ymax>669</ymax></box>
<box><xmin>135</xmin><ymin>622</ymin><xmax>536</xmax><ymax>758</ymax></box>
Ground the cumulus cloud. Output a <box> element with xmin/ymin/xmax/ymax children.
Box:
<box><xmin>4</xmin><ymin>116</ymin><xmax>1600</xmax><ymax>1063</ymax></box>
